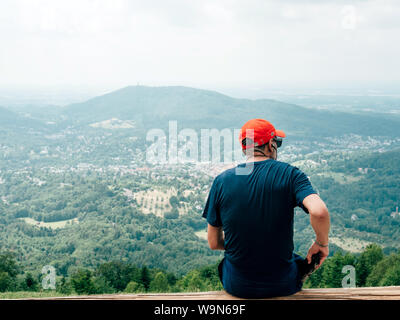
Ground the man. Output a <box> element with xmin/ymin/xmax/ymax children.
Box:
<box><xmin>202</xmin><ymin>118</ymin><xmax>330</xmax><ymax>298</ymax></box>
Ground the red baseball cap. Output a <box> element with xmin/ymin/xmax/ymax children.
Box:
<box><xmin>239</xmin><ymin>118</ymin><xmax>286</xmax><ymax>150</ymax></box>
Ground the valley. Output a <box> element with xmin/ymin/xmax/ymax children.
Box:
<box><xmin>0</xmin><ymin>86</ymin><xmax>399</xmax><ymax>277</ymax></box>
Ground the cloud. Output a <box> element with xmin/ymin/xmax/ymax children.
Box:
<box><xmin>0</xmin><ymin>0</ymin><xmax>399</xmax><ymax>90</ymax></box>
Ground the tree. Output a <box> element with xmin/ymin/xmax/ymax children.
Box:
<box><xmin>169</xmin><ymin>196</ymin><xmax>179</xmax><ymax>208</ymax></box>
<box><xmin>198</xmin><ymin>263</ymin><xmax>222</xmax><ymax>290</ymax></box>
<box><xmin>96</xmin><ymin>261</ymin><xmax>138</xmax><ymax>292</ymax></box>
<box><xmin>356</xmin><ymin>244</ymin><xmax>384</xmax><ymax>287</ymax></box>
<box><xmin>320</xmin><ymin>252</ymin><xmax>356</xmax><ymax>288</ymax></box>
<box><xmin>140</xmin><ymin>267</ymin><xmax>151</xmax><ymax>291</ymax></box>
<box><xmin>305</xmin><ymin>264</ymin><xmax>325</xmax><ymax>288</ymax></box>
<box><xmin>124</xmin><ymin>281</ymin><xmax>146</xmax><ymax>293</ymax></box>
<box><xmin>166</xmin><ymin>272</ymin><xmax>177</xmax><ymax>287</ymax></box>
<box><xmin>366</xmin><ymin>253</ymin><xmax>400</xmax><ymax>287</ymax></box>
<box><xmin>0</xmin><ymin>252</ymin><xmax>19</xmax><ymax>292</ymax></box>
<box><xmin>24</xmin><ymin>273</ymin><xmax>38</xmax><ymax>291</ymax></box>
<box><xmin>149</xmin><ymin>272</ymin><xmax>169</xmax><ymax>293</ymax></box>
<box><xmin>57</xmin><ymin>276</ymin><xmax>73</xmax><ymax>294</ymax></box>
<box><xmin>164</xmin><ymin>208</ymin><xmax>179</xmax><ymax>219</ymax></box>
<box><xmin>379</xmin><ymin>264</ymin><xmax>400</xmax><ymax>286</ymax></box>
<box><xmin>0</xmin><ymin>272</ymin><xmax>12</xmax><ymax>292</ymax></box>
<box><xmin>177</xmin><ymin>270</ymin><xmax>206</xmax><ymax>292</ymax></box>
<box><xmin>71</xmin><ymin>269</ymin><xmax>97</xmax><ymax>295</ymax></box>
<box><xmin>93</xmin><ymin>276</ymin><xmax>114</xmax><ymax>294</ymax></box>
<box><xmin>0</xmin><ymin>252</ymin><xmax>19</xmax><ymax>278</ymax></box>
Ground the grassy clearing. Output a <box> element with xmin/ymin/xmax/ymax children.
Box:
<box><xmin>195</xmin><ymin>230</ymin><xmax>208</xmax><ymax>241</ymax></box>
<box><xmin>316</xmin><ymin>172</ymin><xmax>362</xmax><ymax>184</ymax></box>
<box><xmin>292</xmin><ymin>159</ymin><xmax>322</xmax><ymax>168</ymax></box>
<box><xmin>0</xmin><ymin>291</ymin><xmax>69</xmax><ymax>300</ymax></box>
<box><xmin>330</xmin><ymin>236</ymin><xmax>372</xmax><ymax>253</ymax></box>
<box><xmin>89</xmin><ymin>118</ymin><xmax>135</xmax><ymax>129</ymax></box>
<box><xmin>21</xmin><ymin>217</ymin><xmax>79</xmax><ymax>230</ymax></box>
<box><xmin>125</xmin><ymin>187</ymin><xmax>189</xmax><ymax>217</ymax></box>
<box><xmin>133</xmin><ymin>188</ymin><xmax>176</xmax><ymax>217</ymax></box>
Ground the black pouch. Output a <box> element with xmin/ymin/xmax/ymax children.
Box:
<box><xmin>295</xmin><ymin>253</ymin><xmax>321</xmax><ymax>283</ymax></box>
<box><xmin>217</xmin><ymin>257</ymin><xmax>225</xmax><ymax>284</ymax></box>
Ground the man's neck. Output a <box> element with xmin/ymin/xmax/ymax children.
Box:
<box><xmin>246</xmin><ymin>154</ymin><xmax>274</xmax><ymax>162</ymax></box>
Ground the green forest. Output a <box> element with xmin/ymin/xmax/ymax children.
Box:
<box><xmin>0</xmin><ymin>86</ymin><xmax>399</xmax><ymax>298</ymax></box>
<box><xmin>292</xmin><ymin>148</ymin><xmax>400</xmax><ymax>254</ymax></box>
<box><xmin>1</xmin><ymin>243</ymin><xmax>399</xmax><ymax>298</ymax></box>
<box><xmin>1</xmin><ymin>148</ymin><xmax>400</xmax><ymax>294</ymax></box>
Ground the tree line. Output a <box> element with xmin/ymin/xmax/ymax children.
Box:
<box><xmin>305</xmin><ymin>244</ymin><xmax>400</xmax><ymax>288</ymax></box>
<box><xmin>1</xmin><ymin>244</ymin><xmax>399</xmax><ymax>296</ymax></box>
<box><xmin>0</xmin><ymin>252</ymin><xmax>222</xmax><ymax>295</ymax></box>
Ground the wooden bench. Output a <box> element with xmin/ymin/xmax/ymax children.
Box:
<box><xmin>30</xmin><ymin>286</ymin><xmax>400</xmax><ymax>300</ymax></box>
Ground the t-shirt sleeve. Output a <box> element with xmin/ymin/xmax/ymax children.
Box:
<box><xmin>292</xmin><ymin>167</ymin><xmax>317</xmax><ymax>214</ymax></box>
<box><xmin>202</xmin><ymin>177</ymin><xmax>222</xmax><ymax>227</ymax></box>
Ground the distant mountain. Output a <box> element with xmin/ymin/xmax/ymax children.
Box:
<box><xmin>269</xmin><ymin>94</ymin><xmax>400</xmax><ymax>115</ymax></box>
<box><xmin>0</xmin><ymin>105</ymin><xmax>49</xmax><ymax>138</ymax></box>
<box><xmin>63</xmin><ymin>86</ymin><xmax>400</xmax><ymax>139</ymax></box>
<box><xmin>0</xmin><ymin>105</ymin><xmax>35</xmax><ymax>126</ymax></box>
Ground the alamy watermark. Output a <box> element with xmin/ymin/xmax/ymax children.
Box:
<box><xmin>342</xmin><ymin>265</ymin><xmax>356</xmax><ymax>288</ymax></box>
<box><xmin>146</xmin><ymin>121</ymin><xmax>257</xmax><ymax>175</ymax></box>
<box><xmin>42</xmin><ymin>265</ymin><xmax>56</xmax><ymax>290</ymax></box>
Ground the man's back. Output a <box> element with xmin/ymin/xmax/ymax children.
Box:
<box><xmin>202</xmin><ymin>159</ymin><xmax>317</xmax><ymax>296</ymax></box>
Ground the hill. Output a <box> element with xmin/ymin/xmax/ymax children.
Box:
<box><xmin>63</xmin><ymin>86</ymin><xmax>400</xmax><ymax>138</ymax></box>
<box><xmin>0</xmin><ymin>106</ymin><xmax>51</xmax><ymax>156</ymax></box>
<box><xmin>0</xmin><ymin>85</ymin><xmax>400</xmax><ymax>279</ymax></box>
<box><xmin>0</xmin><ymin>105</ymin><xmax>49</xmax><ymax>132</ymax></box>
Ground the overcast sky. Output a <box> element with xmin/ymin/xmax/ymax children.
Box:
<box><xmin>1</xmin><ymin>0</ymin><xmax>399</xmax><ymax>96</ymax></box>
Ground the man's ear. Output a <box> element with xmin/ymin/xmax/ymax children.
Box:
<box><xmin>267</xmin><ymin>140</ymin><xmax>273</xmax><ymax>153</ymax></box>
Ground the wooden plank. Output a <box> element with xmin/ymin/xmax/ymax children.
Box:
<box><xmin>23</xmin><ymin>286</ymin><xmax>400</xmax><ymax>300</ymax></box>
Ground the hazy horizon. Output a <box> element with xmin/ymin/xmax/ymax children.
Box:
<box><xmin>1</xmin><ymin>0</ymin><xmax>400</xmax><ymax>96</ymax></box>
<box><xmin>1</xmin><ymin>83</ymin><xmax>400</xmax><ymax>108</ymax></box>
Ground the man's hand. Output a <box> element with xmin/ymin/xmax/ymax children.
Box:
<box><xmin>306</xmin><ymin>241</ymin><xmax>329</xmax><ymax>269</ymax></box>
<box><xmin>303</xmin><ymin>194</ymin><xmax>330</xmax><ymax>269</ymax></box>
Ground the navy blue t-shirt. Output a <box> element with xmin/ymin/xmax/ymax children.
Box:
<box><xmin>202</xmin><ymin>159</ymin><xmax>316</xmax><ymax>295</ymax></box>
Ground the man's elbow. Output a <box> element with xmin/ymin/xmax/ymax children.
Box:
<box><xmin>310</xmin><ymin>206</ymin><xmax>330</xmax><ymax>220</ymax></box>
<box><xmin>208</xmin><ymin>240</ymin><xmax>219</xmax><ymax>250</ymax></box>
<box><xmin>208</xmin><ymin>237</ymin><xmax>224</xmax><ymax>250</ymax></box>
<box><xmin>207</xmin><ymin>224</ymin><xmax>224</xmax><ymax>250</ymax></box>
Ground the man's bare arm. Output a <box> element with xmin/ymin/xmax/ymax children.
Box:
<box><xmin>207</xmin><ymin>224</ymin><xmax>225</xmax><ymax>250</ymax></box>
<box><xmin>302</xmin><ymin>194</ymin><xmax>330</xmax><ymax>267</ymax></box>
